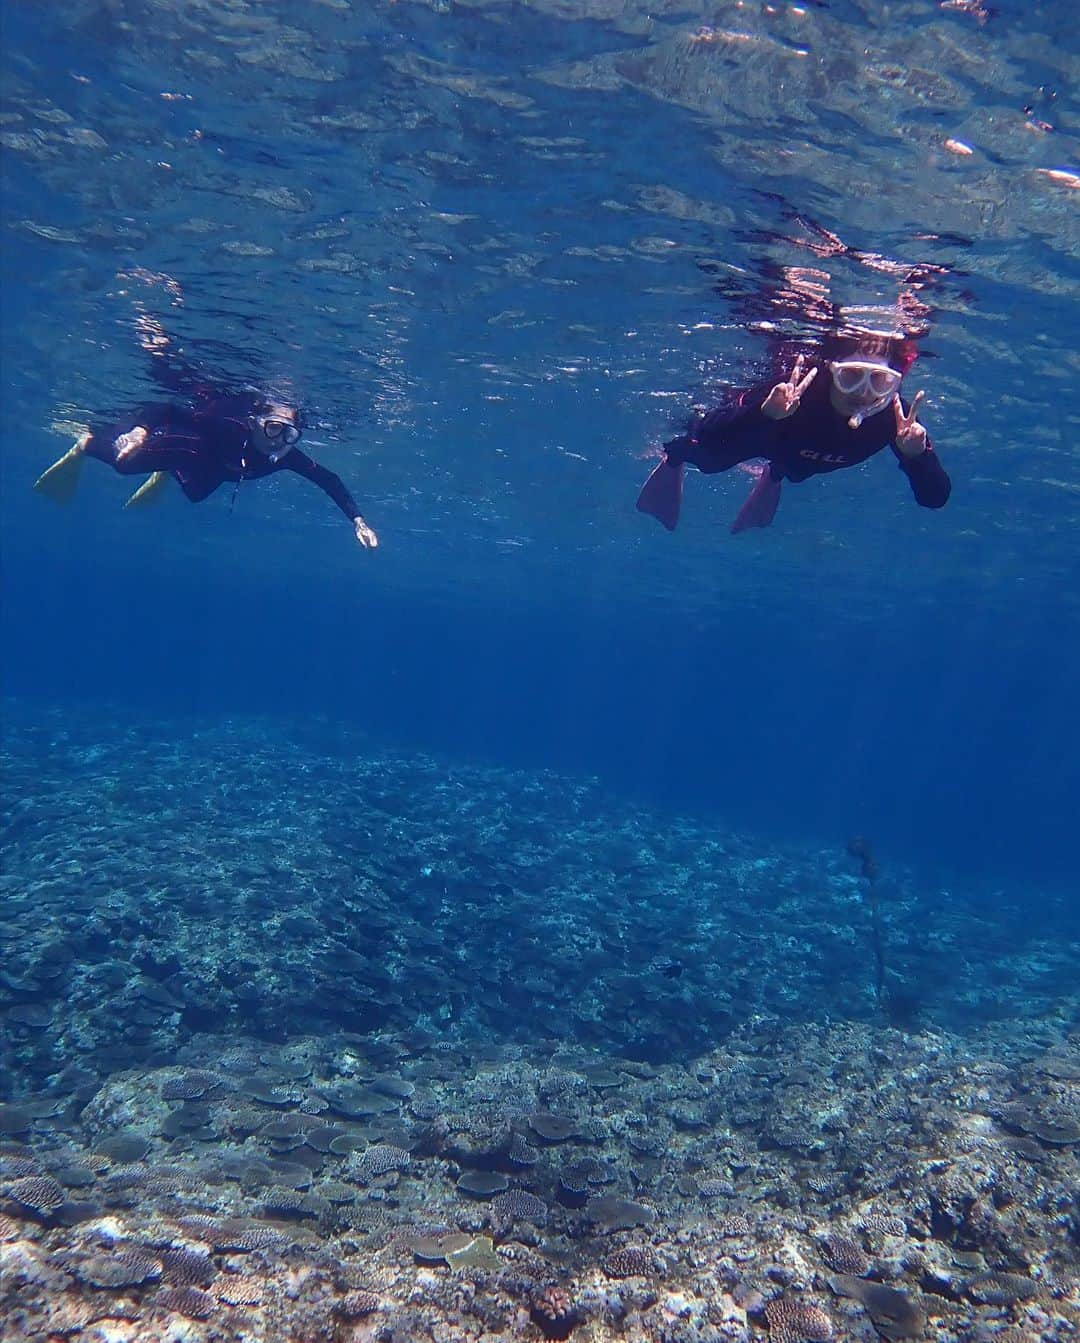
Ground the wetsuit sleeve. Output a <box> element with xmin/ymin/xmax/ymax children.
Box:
<box><xmin>282</xmin><ymin>450</ymin><xmax>362</xmax><ymax>521</ymax></box>
<box><xmin>696</xmin><ymin>392</ymin><xmax>781</xmax><ymax>447</ymax></box>
<box><xmin>666</xmin><ymin>389</ymin><xmax>780</xmax><ymax>472</ymax></box>
<box><xmin>84</xmin><ymin>404</ymin><xmax>210</xmax><ymax>474</ymax></box>
<box><xmin>894</xmin><ymin>440</ymin><xmax>951</xmax><ymax>508</ymax></box>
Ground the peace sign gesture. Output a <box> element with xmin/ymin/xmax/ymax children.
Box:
<box><xmin>893</xmin><ymin>390</ymin><xmax>928</xmax><ymax>458</ymax></box>
<box><xmin>761</xmin><ymin>353</ymin><xmax>819</xmax><ymax>420</ymax></box>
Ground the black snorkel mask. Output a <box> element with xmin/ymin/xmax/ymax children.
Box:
<box><xmin>257</xmin><ymin>416</ymin><xmax>301</xmax><ymax>462</ymax></box>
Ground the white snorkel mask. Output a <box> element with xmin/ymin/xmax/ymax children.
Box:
<box><xmin>830</xmin><ymin>360</ymin><xmax>903</xmax><ymax>429</ymax></box>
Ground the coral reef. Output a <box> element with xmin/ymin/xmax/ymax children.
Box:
<box><xmin>1</xmin><ymin>702</ymin><xmax>1078</xmax><ymax>1342</ymax></box>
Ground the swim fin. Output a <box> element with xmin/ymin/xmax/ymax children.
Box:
<box><xmin>731</xmin><ymin>467</ymin><xmax>781</xmax><ymax>533</ymax></box>
<box><xmin>123</xmin><ymin>471</ymin><xmax>169</xmax><ymax>509</ymax></box>
<box><xmin>33</xmin><ymin>434</ymin><xmax>89</xmax><ymax>504</ymax></box>
<box><xmin>636</xmin><ymin>458</ymin><xmax>684</xmax><ymax>531</ymax></box>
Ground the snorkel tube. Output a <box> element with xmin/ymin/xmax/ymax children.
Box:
<box><xmin>846</xmin><ymin>393</ymin><xmax>893</xmax><ymax>432</ymax></box>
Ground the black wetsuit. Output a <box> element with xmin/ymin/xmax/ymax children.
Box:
<box><xmin>665</xmin><ymin>369</ymin><xmax>951</xmax><ymax>508</ymax></box>
<box><xmin>84</xmin><ymin>393</ymin><xmax>361</xmax><ymax>520</ymax></box>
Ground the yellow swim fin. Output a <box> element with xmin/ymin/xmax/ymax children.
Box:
<box><xmin>123</xmin><ymin>471</ymin><xmax>169</xmax><ymax>509</ymax></box>
<box><xmin>33</xmin><ymin>434</ymin><xmax>89</xmax><ymax>504</ymax></box>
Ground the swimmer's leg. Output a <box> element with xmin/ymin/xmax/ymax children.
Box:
<box><xmin>173</xmin><ymin>471</ymin><xmax>221</xmax><ymax>503</ymax></box>
<box><xmin>33</xmin><ymin>433</ymin><xmax>90</xmax><ymax>504</ymax></box>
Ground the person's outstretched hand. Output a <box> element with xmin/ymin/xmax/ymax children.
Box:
<box><xmin>893</xmin><ymin>391</ymin><xmax>928</xmax><ymax>457</ymax></box>
<box><xmin>354</xmin><ymin>516</ymin><xmax>379</xmax><ymax>549</ymax></box>
<box><xmin>115</xmin><ymin>426</ymin><xmax>148</xmax><ymax>460</ymax></box>
<box><xmin>761</xmin><ymin>354</ymin><xmax>818</xmax><ymax>420</ymax></box>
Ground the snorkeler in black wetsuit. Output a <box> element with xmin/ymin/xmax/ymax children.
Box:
<box><xmin>637</xmin><ymin>330</ymin><xmax>950</xmax><ymax>533</ymax></box>
<box><xmin>34</xmin><ymin>389</ymin><xmax>379</xmax><ymax>549</ymax></box>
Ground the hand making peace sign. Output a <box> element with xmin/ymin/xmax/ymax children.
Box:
<box><xmin>761</xmin><ymin>353</ymin><xmax>819</xmax><ymax>421</ymax></box>
<box><xmin>893</xmin><ymin>390</ymin><xmax>928</xmax><ymax>458</ymax></box>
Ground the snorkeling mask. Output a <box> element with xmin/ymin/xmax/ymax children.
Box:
<box><xmin>252</xmin><ymin>414</ymin><xmax>301</xmax><ymax>462</ymax></box>
<box><xmin>830</xmin><ymin>360</ymin><xmax>902</xmax><ymax>429</ymax></box>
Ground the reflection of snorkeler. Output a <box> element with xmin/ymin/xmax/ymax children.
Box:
<box><xmin>636</xmin><ymin>329</ymin><xmax>950</xmax><ymax>533</ymax></box>
<box><xmin>34</xmin><ymin>381</ymin><xmax>378</xmax><ymax>548</ymax></box>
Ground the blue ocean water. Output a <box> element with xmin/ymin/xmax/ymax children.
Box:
<box><xmin>1</xmin><ymin>3</ymin><xmax>1079</xmax><ymax>1339</ymax></box>
<box><xmin>3</xmin><ymin>0</ymin><xmax>1077</xmax><ymax>888</ymax></box>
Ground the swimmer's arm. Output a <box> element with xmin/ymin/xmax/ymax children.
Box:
<box><xmin>113</xmin><ymin>403</ymin><xmax>199</xmax><ymax>459</ymax></box>
<box><xmin>890</xmin><ymin>392</ymin><xmax>950</xmax><ymax>507</ymax></box>
<box><xmin>689</xmin><ymin>383</ymin><xmax>785</xmax><ymax>452</ymax></box>
<box><xmin>283</xmin><ymin>451</ymin><xmax>379</xmax><ymax>546</ymax></box>
<box><xmin>895</xmin><ymin>442</ymin><xmax>950</xmax><ymax>508</ymax></box>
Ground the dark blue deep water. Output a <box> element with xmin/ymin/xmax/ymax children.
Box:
<box><xmin>1</xmin><ymin>3</ymin><xmax>1078</xmax><ymax>1340</ymax></box>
